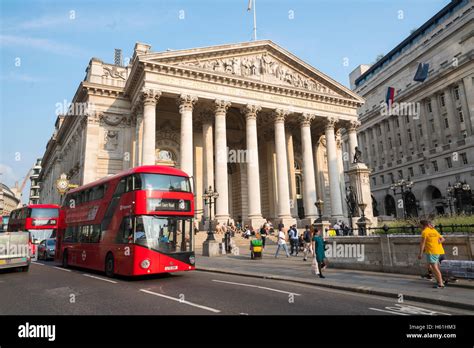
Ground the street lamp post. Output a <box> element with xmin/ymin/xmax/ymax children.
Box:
<box><xmin>447</xmin><ymin>181</ymin><xmax>471</xmax><ymax>214</ymax></box>
<box><xmin>446</xmin><ymin>182</ymin><xmax>455</xmax><ymax>216</ymax></box>
<box><xmin>390</xmin><ymin>177</ymin><xmax>414</xmax><ymax>219</ymax></box>
<box><xmin>314</xmin><ymin>199</ymin><xmax>324</xmax><ymax>223</ymax></box>
<box><xmin>202</xmin><ymin>185</ymin><xmax>219</xmax><ymax>242</ymax></box>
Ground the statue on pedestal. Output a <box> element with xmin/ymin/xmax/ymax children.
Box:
<box><xmin>353</xmin><ymin>146</ymin><xmax>362</xmax><ymax>163</ymax></box>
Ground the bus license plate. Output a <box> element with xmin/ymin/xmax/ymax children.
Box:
<box><xmin>164</xmin><ymin>266</ymin><xmax>178</xmax><ymax>271</ymax></box>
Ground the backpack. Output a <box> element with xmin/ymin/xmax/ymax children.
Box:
<box><xmin>303</xmin><ymin>230</ymin><xmax>311</xmax><ymax>242</ymax></box>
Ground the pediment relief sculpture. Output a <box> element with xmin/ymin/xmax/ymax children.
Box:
<box><xmin>173</xmin><ymin>53</ymin><xmax>339</xmax><ymax>96</ymax></box>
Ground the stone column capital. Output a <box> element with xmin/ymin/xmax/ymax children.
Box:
<box><xmin>347</xmin><ymin>120</ymin><xmax>361</xmax><ymax>132</ymax></box>
<box><xmin>242</xmin><ymin>104</ymin><xmax>262</xmax><ymax>120</ymax></box>
<box><xmin>214</xmin><ymin>99</ymin><xmax>231</xmax><ymax>115</ymax></box>
<box><xmin>178</xmin><ymin>94</ymin><xmax>198</xmax><ymax>113</ymax></box>
<box><xmin>325</xmin><ymin>116</ymin><xmax>339</xmax><ymax>130</ymax></box>
<box><xmin>273</xmin><ymin>109</ymin><xmax>290</xmax><ymax>124</ymax></box>
<box><xmin>141</xmin><ymin>88</ymin><xmax>161</xmax><ymax>106</ymax></box>
<box><xmin>299</xmin><ymin>113</ymin><xmax>315</xmax><ymax>127</ymax></box>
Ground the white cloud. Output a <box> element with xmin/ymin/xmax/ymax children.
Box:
<box><xmin>0</xmin><ymin>72</ymin><xmax>40</xmax><ymax>82</ymax></box>
<box><xmin>0</xmin><ymin>34</ymin><xmax>83</xmax><ymax>56</ymax></box>
<box><xmin>0</xmin><ymin>164</ymin><xmax>20</xmax><ymax>187</ymax></box>
<box><xmin>13</xmin><ymin>15</ymin><xmax>72</xmax><ymax>30</ymax></box>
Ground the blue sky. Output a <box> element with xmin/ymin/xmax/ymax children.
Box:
<box><xmin>0</xmin><ymin>0</ymin><xmax>450</xmax><ymax>202</ymax></box>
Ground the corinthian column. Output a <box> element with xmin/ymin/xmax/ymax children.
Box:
<box><xmin>325</xmin><ymin>116</ymin><xmax>344</xmax><ymax>221</ymax></box>
<box><xmin>243</xmin><ymin>104</ymin><xmax>264</xmax><ymax>227</ymax></box>
<box><xmin>177</xmin><ymin>94</ymin><xmax>198</xmax><ymax>176</ymax></box>
<box><xmin>273</xmin><ymin>109</ymin><xmax>293</xmax><ymax>225</ymax></box>
<box><xmin>300</xmin><ymin>113</ymin><xmax>317</xmax><ymax>220</ymax></box>
<box><xmin>214</xmin><ymin>99</ymin><xmax>231</xmax><ymax>223</ymax></box>
<box><xmin>347</xmin><ymin>120</ymin><xmax>361</xmax><ymax>163</ymax></box>
<box><xmin>141</xmin><ymin>89</ymin><xmax>161</xmax><ymax>165</ymax></box>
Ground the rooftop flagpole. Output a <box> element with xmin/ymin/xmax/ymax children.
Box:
<box><xmin>248</xmin><ymin>0</ymin><xmax>257</xmax><ymax>41</ymax></box>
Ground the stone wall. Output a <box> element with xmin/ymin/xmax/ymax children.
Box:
<box><xmin>326</xmin><ymin>235</ymin><xmax>474</xmax><ymax>275</ymax></box>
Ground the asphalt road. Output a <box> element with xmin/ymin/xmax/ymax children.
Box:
<box><xmin>0</xmin><ymin>261</ymin><xmax>471</xmax><ymax>316</ymax></box>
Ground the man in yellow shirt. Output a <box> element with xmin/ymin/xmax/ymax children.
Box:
<box><xmin>418</xmin><ymin>220</ymin><xmax>445</xmax><ymax>288</ymax></box>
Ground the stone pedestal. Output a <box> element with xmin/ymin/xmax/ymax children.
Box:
<box><xmin>247</xmin><ymin>217</ymin><xmax>267</xmax><ymax>230</ymax></box>
<box><xmin>202</xmin><ymin>240</ymin><xmax>220</xmax><ymax>257</ymax></box>
<box><xmin>346</xmin><ymin>162</ymin><xmax>376</xmax><ymax>233</ymax></box>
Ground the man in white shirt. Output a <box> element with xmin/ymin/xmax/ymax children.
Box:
<box><xmin>275</xmin><ymin>226</ymin><xmax>290</xmax><ymax>258</ymax></box>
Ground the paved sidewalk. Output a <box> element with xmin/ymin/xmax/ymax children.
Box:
<box><xmin>195</xmin><ymin>245</ymin><xmax>474</xmax><ymax>311</ymax></box>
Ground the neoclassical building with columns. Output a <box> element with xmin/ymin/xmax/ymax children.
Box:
<box><xmin>38</xmin><ymin>40</ymin><xmax>365</xmax><ymax>228</ymax></box>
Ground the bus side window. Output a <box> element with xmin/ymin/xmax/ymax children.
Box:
<box><xmin>64</xmin><ymin>226</ymin><xmax>73</xmax><ymax>242</ymax></box>
<box><xmin>132</xmin><ymin>174</ymin><xmax>142</xmax><ymax>191</ymax></box>
<box><xmin>117</xmin><ymin>217</ymin><xmax>133</xmax><ymax>244</ymax></box>
<box><xmin>79</xmin><ymin>226</ymin><xmax>90</xmax><ymax>243</ymax></box>
<box><xmin>95</xmin><ymin>185</ymin><xmax>105</xmax><ymax>200</ymax></box>
<box><xmin>114</xmin><ymin>179</ymin><xmax>126</xmax><ymax>196</ymax></box>
<box><xmin>90</xmin><ymin>225</ymin><xmax>101</xmax><ymax>243</ymax></box>
<box><xmin>125</xmin><ymin>176</ymin><xmax>132</xmax><ymax>192</ymax></box>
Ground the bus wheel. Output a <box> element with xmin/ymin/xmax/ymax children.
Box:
<box><xmin>105</xmin><ymin>253</ymin><xmax>115</xmax><ymax>278</ymax></box>
<box><xmin>62</xmin><ymin>249</ymin><xmax>69</xmax><ymax>268</ymax></box>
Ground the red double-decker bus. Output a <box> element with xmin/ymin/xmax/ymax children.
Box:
<box><xmin>55</xmin><ymin>165</ymin><xmax>195</xmax><ymax>277</ymax></box>
<box><xmin>8</xmin><ymin>204</ymin><xmax>60</xmax><ymax>242</ymax></box>
<box><xmin>8</xmin><ymin>204</ymin><xmax>60</xmax><ymax>257</ymax></box>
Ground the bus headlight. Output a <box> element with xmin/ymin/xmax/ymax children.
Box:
<box><xmin>140</xmin><ymin>259</ymin><xmax>151</xmax><ymax>269</ymax></box>
<box><xmin>189</xmin><ymin>256</ymin><xmax>195</xmax><ymax>265</ymax></box>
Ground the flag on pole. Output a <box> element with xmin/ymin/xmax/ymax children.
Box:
<box><xmin>247</xmin><ymin>0</ymin><xmax>252</xmax><ymax>11</ymax></box>
<box><xmin>414</xmin><ymin>62</ymin><xmax>429</xmax><ymax>82</ymax></box>
<box><xmin>385</xmin><ymin>87</ymin><xmax>395</xmax><ymax>107</ymax></box>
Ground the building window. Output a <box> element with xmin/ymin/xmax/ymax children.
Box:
<box><xmin>440</xmin><ymin>93</ymin><xmax>445</xmax><ymax>107</ymax></box>
<box><xmin>396</xmin><ymin>118</ymin><xmax>400</xmax><ymax>128</ymax></box>
<box><xmin>445</xmin><ymin>157</ymin><xmax>452</xmax><ymax>169</ymax></box>
<box><xmin>296</xmin><ymin>175</ymin><xmax>302</xmax><ymax>196</ymax></box>
<box><xmin>427</xmin><ymin>100</ymin><xmax>432</xmax><ymax>113</ymax></box>
<box><xmin>430</xmin><ymin>119</ymin><xmax>435</xmax><ymax>132</ymax></box>
<box><xmin>444</xmin><ymin>118</ymin><xmax>449</xmax><ymax>128</ymax></box>
<box><xmin>408</xmin><ymin>167</ymin><xmax>414</xmax><ymax>177</ymax></box>
<box><xmin>407</xmin><ymin>129</ymin><xmax>412</xmax><ymax>142</ymax></box>
<box><xmin>379</xmin><ymin>141</ymin><xmax>383</xmax><ymax>152</ymax></box>
<box><xmin>453</xmin><ymin>86</ymin><xmax>460</xmax><ymax>100</ymax></box>
<box><xmin>372</xmin><ymin>177</ymin><xmax>376</xmax><ymax>186</ymax></box>
<box><xmin>388</xmin><ymin>137</ymin><xmax>392</xmax><ymax>147</ymax></box>
<box><xmin>386</xmin><ymin>122</ymin><xmax>390</xmax><ymax>131</ymax></box>
<box><xmin>458</xmin><ymin>108</ymin><xmax>464</xmax><ymax>123</ymax></box>
<box><xmin>405</xmin><ymin>115</ymin><xmax>410</xmax><ymax>124</ymax></box>
<box><xmin>398</xmin><ymin>170</ymin><xmax>403</xmax><ymax>178</ymax></box>
<box><xmin>432</xmin><ymin>160</ymin><xmax>438</xmax><ymax>172</ymax></box>
<box><xmin>378</xmin><ymin>126</ymin><xmax>382</xmax><ymax>136</ymax></box>
<box><xmin>461</xmin><ymin>153</ymin><xmax>468</xmax><ymax>165</ymax></box>
<box><xmin>397</xmin><ymin>133</ymin><xmax>402</xmax><ymax>146</ymax></box>
<box><xmin>418</xmin><ymin>124</ymin><xmax>423</xmax><ymax>136</ymax></box>
<box><xmin>419</xmin><ymin>164</ymin><xmax>426</xmax><ymax>175</ymax></box>
<box><xmin>389</xmin><ymin>173</ymin><xmax>394</xmax><ymax>183</ymax></box>
<box><xmin>381</xmin><ymin>175</ymin><xmax>385</xmax><ymax>184</ymax></box>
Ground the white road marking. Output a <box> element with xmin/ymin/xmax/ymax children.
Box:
<box><xmin>83</xmin><ymin>274</ymin><xmax>117</xmax><ymax>284</ymax></box>
<box><xmin>369</xmin><ymin>304</ymin><xmax>452</xmax><ymax>316</ymax></box>
<box><xmin>212</xmin><ymin>279</ymin><xmax>301</xmax><ymax>296</ymax></box>
<box><xmin>53</xmin><ymin>266</ymin><xmax>71</xmax><ymax>272</ymax></box>
<box><xmin>31</xmin><ymin>262</ymin><xmax>44</xmax><ymax>266</ymax></box>
<box><xmin>369</xmin><ymin>307</ymin><xmax>410</xmax><ymax>315</ymax></box>
<box><xmin>139</xmin><ymin>289</ymin><xmax>221</xmax><ymax>313</ymax></box>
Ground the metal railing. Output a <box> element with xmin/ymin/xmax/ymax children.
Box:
<box><xmin>346</xmin><ymin>224</ymin><xmax>474</xmax><ymax>235</ymax></box>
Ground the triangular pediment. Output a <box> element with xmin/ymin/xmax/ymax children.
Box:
<box><xmin>140</xmin><ymin>41</ymin><xmax>363</xmax><ymax>103</ymax></box>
